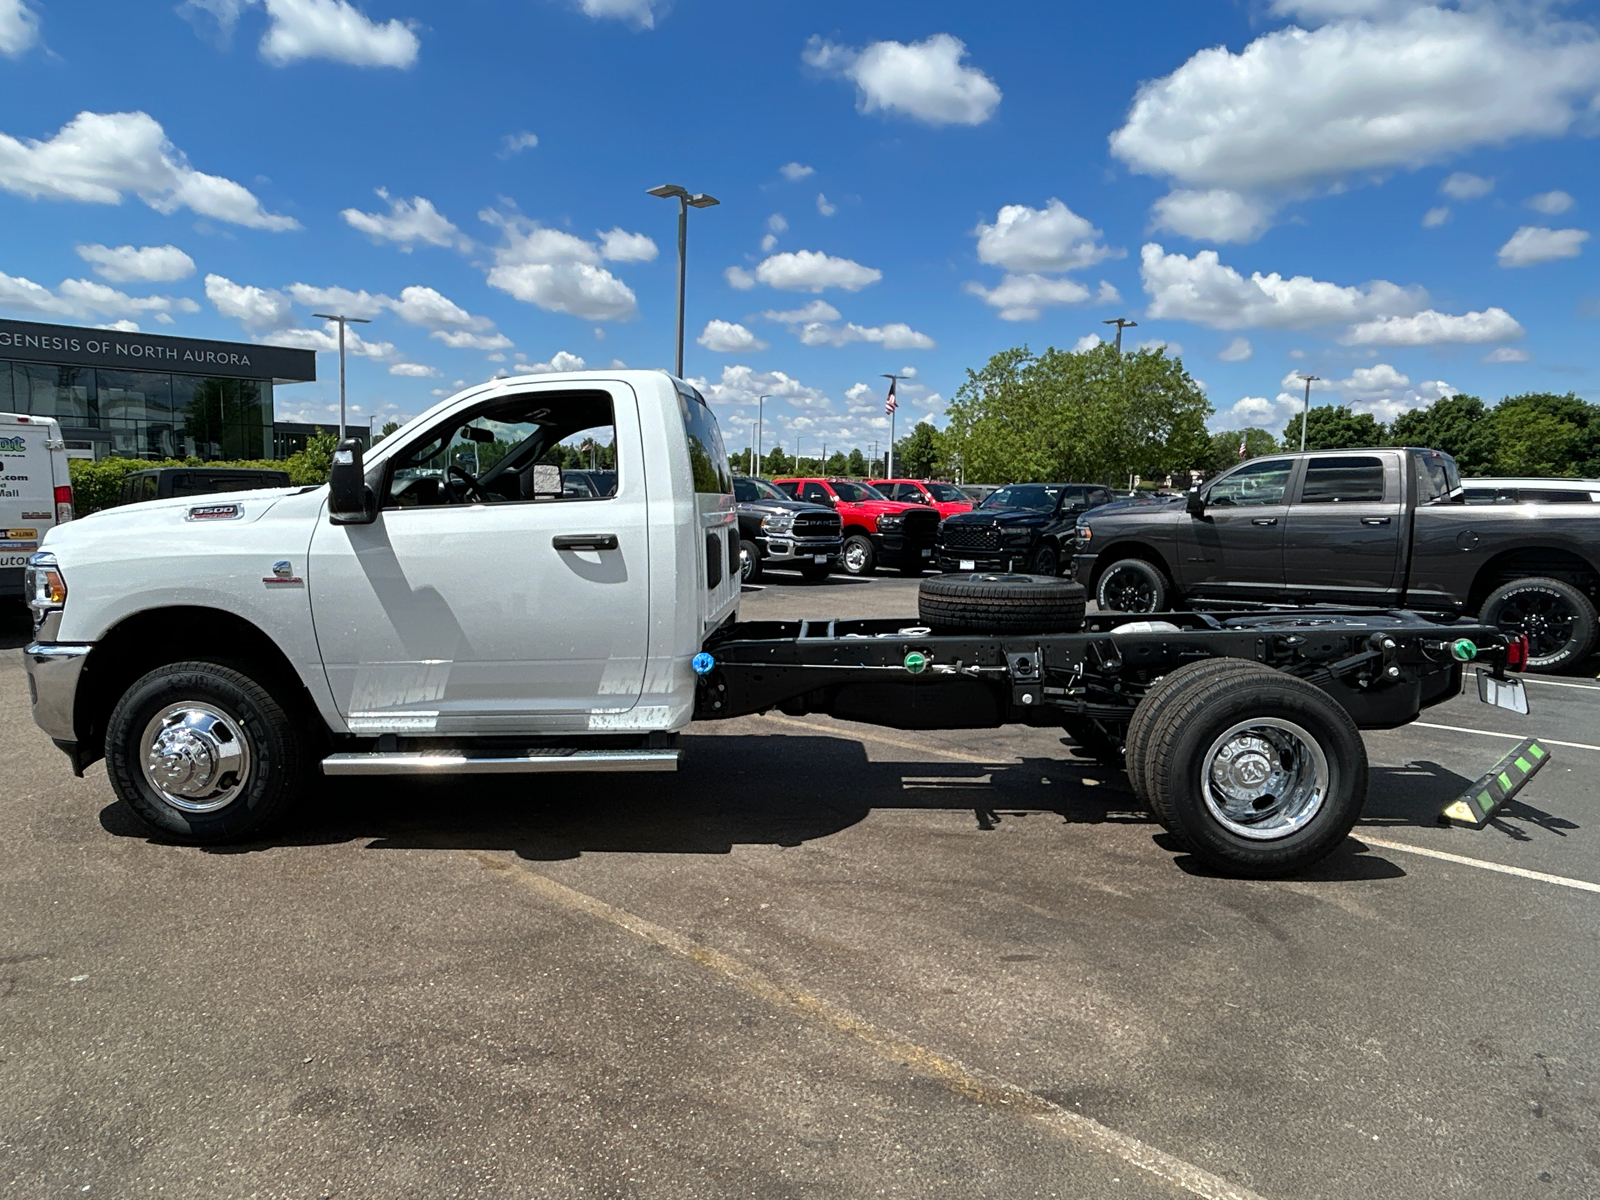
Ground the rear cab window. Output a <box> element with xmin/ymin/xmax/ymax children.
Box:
<box><xmin>1410</xmin><ymin>450</ymin><xmax>1461</xmax><ymax>505</ymax></box>
<box><xmin>1297</xmin><ymin>456</ymin><xmax>1387</xmax><ymax>503</ymax></box>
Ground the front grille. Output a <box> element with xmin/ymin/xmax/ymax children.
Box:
<box><xmin>901</xmin><ymin>509</ymin><xmax>939</xmax><ymax>540</ymax></box>
<box><xmin>940</xmin><ymin>523</ymin><xmax>1000</xmax><ymax>551</ymax></box>
<box><xmin>792</xmin><ymin>511</ymin><xmax>842</xmax><ymax>538</ymax></box>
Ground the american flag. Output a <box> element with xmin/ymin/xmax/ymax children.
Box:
<box><xmin>885</xmin><ymin>378</ymin><xmax>898</xmax><ymax>415</ymax></box>
<box><xmin>1238</xmin><ymin>433</ymin><xmax>1248</xmax><ymax>459</ymax></box>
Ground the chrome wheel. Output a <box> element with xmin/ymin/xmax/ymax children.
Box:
<box><xmin>843</xmin><ymin>540</ymin><xmax>870</xmax><ymax>573</ymax></box>
<box><xmin>140</xmin><ymin>703</ymin><xmax>252</xmax><ymax>813</ymax></box>
<box><xmin>739</xmin><ymin>544</ymin><xmax>755</xmax><ymax>581</ymax></box>
<box><xmin>1200</xmin><ymin>717</ymin><xmax>1328</xmax><ymax>841</ymax></box>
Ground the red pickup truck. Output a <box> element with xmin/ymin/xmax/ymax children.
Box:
<box><xmin>772</xmin><ymin>477</ymin><xmax>940</xmax><ymax>576</ymax></box>
<box><xmin>867</xmin><ymin>478</ymin><xmax>974</xmax><ymax>519</ymax></box>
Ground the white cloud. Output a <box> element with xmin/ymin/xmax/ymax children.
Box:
<box><xmin>205</xmin><ymin>273</ymin><xmax>294</xmax><ymax>331</ymax></box>
<box><xmin>1440</xmin><ymin>171</ymin><xmax>1494</xmax><ymax>201</ymax></box>
<box><xmin>1072</xmin><ymin>333</ymin><xmax>1103</xmax><ymax>353</ymax></box>
<box><xmin>693</xmin><ymin>364</ymin><xmax>831</xmax><ymax>411</ymax></box>
<box><xmin>816</xmin><ymin>193</ymin><xmax>836</xmax><ymax>217</ymax></box>
<box><xmin>0</xmin><ymin>271</ymin><xmax>196</xmax><ymax>323</ymax></box>
<box><xmin>573</xmin><ymin>0</ymin><xmax>658</xmax><ymax>30</ymax></box>
<box><xmin>389</xmin><ymin>284</ymin><xmax>491</xmax><ymax>330</ymax></box>
<box><xmin>597</xmin><ymin>227</ymin><xmax>658</xmax><ymax>262</ymax></box>
<box><xmin>974</xmin><ymin>199</ymin><xmax>1118</xmax><ymax>272</ymax></box>
<box><xmin>499</xmin><ymin>131</ymin><xmax>538</xmax><ymax>158</ymax></box>
<box><xmin>767</xmin><ymin>213</ymin><xmax>788</xmax><ymax>233</ymax></box>
<box><xmin>1497</xmin><ymin>225</ymin><xmax>1589</xmax><ymax>267</ymax></box>
<box><xmin>1422</xmin><ymin>206</ymin><xmax>1450</xmax><ymax>227</ymax></box>
<box><xmin>1151</xmin><ymin>189</ymin><xmax>1274</xmax><ymax>244</ymax></box>
<box><xmin>518</xmin><ymin>350</ymin><xmax>587</xmax><ymax>374</ymax></box>
<box><xmin>0</xmin><ymin>0</ymin><xmax>39</xmax><ymax>57</ymax></box>
<box><xmin>779</xmin><ymin>162</ymin><xmax>814</xmax><ymax>181</ymax></box>
<box><xmin>760</xmin><ymin>234</ymin><xmax>777</xmax><ymax>252</ymax></box>
<box><xmin>0</xmin><ymin>110</ymin><xmax>299</xmax><ymax>230</ymax></box>
<box><xmin>802</xmin><ymin>33</ymin><xmax>1001</xmax><ymax>127</ymax></box>
<box><xmin>725</xmin><ymin>266</ymin><xmax>756</xmax><ymax>290</ymax></box>
<box><xmin>75</xmin><ymin>243</ymin><xmax>195</xmax><ymax>283</ymax></box>
<box><xmin>388</xmin><ymin>361</ymin><xmax>439</xmax><ymax>377</ymax></box>
<box><xmin>762</xmin><ymin>299</ymin><xmax>840</xmax><ymax>324</ymax></box>
<box><xmin>1525</xmin><ymin>190</ymin><xmax>1575</xmax><ymax>215</ymax></box>
<box><xmin>283</xmin><ymin>282</ymin><xmax>388</xmax><ymax>319</ymax></box>
<box><xmin>1140</xmin><ymin>243</ymin><xmax>1424</xmax><ymax>330</ymax></box>
<box><xmin>1340</xmin><ymin>307</ymin><xmax>1524</xmax><ymax>346</ymax></box>
<box><xmin>1483</xmin><ymin>346</ymin><xmax>1530</xmax><ymax>363</ymax></box>
<box><xmin>1109</xmin><ymin>6</ymin><xmax>1600</xmax><ymax>202</ymax></box>
<box><xmin>268</xmin><ymin>322</ymin><xmax>395</xmax><ymax>359</ymax></box>
<box><xmin>431</xmin><ymin>329</ymin><xmax>514</xmax><ymax>351</ymax></box>
<box><xmin>99</xmin><ymin>319</ymin><xmax>141</xmax><ymax>333</ymax></box>
<box><xmin>795</xmin><ymin>321</ymin><xmax>935</xmax><ymax>350</ymax></box>
<box><xmin>1217</xmin><ymin>336</ymin><xmax>1252</xmax><ymax>362</ymax></box>
<box><xmin>753</xmin><ymin>249</ymin><xmax>881</xmax><ymax>293</ymax></box>
<box><xmin>257</xmin><ymin>0</ymin><xmax>419</xmax><ymax>68</ymax></box>
<box><xmin>341</xmin><ymin>188</ymin><xmax>464</xmax><ymax>251</ymax></box>
<box><xmin>481</xmin><ymin>211</ymin><xmax>639</xmax><ymax>321</ymax></box>
<box><xmin>1095</xmin><ymin>280</ymin><xmax>1121</xmax><ymax>305</ymax></box>
<box><xmin>697</xmin><ymin>320</ymin><xmax>768</xmax><ymax>353</ymax></box>
<box><xmin>964</xmin><ymin>273</ymin><xmax>1091</xmax><ymax>322</ymax></box>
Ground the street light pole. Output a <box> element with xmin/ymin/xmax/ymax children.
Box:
<box><xmin>646</xmin><ymin>184</ymin><xmax>720</xmax><ymax>378</ymax></box>
<box><xmin>1297</xmin><ymin>375</ymin><xmax>1322</xmax><ymax>453</ymax></box>
<box><xmin>313</xmin><ymin>313</ymin><xmax>371</xmax><ymax>443</ymax></box>
<box><xmin>1102</xmin><ymin>317</ymin><xmax>1138</xmax><ymax>353</ymax></box>
<box><xmin>754</xmin><ymin>394</ymin><xmax>769</xmax><ymax>476</ymax></box>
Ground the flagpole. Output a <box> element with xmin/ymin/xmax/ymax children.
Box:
<box><xmin>881</xmin><ymin>373</ymin><xmax>906</xmax><ymax>479</ymax></box>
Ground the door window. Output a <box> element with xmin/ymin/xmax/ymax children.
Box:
<box><xmin>801</xmin><ymin>482</ymin><xmax>831</xmax><ymax>504</ymax></box>
<box><xmin>773</xmin><ymin>480</ymin><xmax>801</xmax><ymax>499</ymax></box>
<box><xmin>1299</xmin><ymin>456</ymin><xmax>1386</xmax><ymax>503</ymax></box>
<box><xmin>384</xmin><ymin>391</ymin><xmax>617</xmax><ymax>508</ymax></box>
<box><xmin>1208</xmin><ymin>459</ymin><xmax>1292</xmax><ymax>506</ymax></box>
<box><xmin>1411</xmin><ymin>451</ymin><xmax>1460</xmax><ymax>505</ymax></box>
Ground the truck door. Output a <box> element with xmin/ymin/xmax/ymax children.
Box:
<box><xmin>1177</xmin><ymin>456</ymin><xmax>1296</xmax><ymax>599</ymax></box>
<box><xmin>1282</xmin><ymin>454</ymin><xmax>1402</xmax><ymax>603</ymax></box>
<box><xmin>308</xmin><ymin>382</ymin><xmax>650</xmax><ymax>733</ymax></box>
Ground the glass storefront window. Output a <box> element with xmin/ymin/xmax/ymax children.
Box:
<box><xmin>98</xmin><ymin>370</ymin><xmax>174</xmax><ymax>422</ymax></box>
<box><xmin>17</xmin><ymin>363</ymin><xmax>94</xmax><ymax>422</ymax></box>
<box><xmin>0</xmin><ymin>362</ymin><xmax>11</xmax><ymax>411</ymax></box>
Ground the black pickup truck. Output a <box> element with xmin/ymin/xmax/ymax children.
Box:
<box><xmin>1071</xmin><ymin>447</ymin><xmax>1600</xmax><ymax>672</ymax></box>
<box><xmin>937</xmin><ymin>482</ymin><xmax>1115</xmax><ymax>577</ymax></box>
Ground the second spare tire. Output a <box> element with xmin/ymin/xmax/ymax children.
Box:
<box><xmin>919</xmin><ymin>573</ymin><xmax>1086</xmax><ymax>634</ymax></box>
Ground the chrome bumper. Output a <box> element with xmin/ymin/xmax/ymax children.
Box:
<box><xmin>23</xmin><ymin>642</ymin><xmax>91</xmax><ymax>742</ymax></box>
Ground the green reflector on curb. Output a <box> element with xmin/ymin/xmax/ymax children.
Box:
<box><xmin>1450</xmin><ymin>638</ymin><xmax>1478</xmax><ymax>662</ymax></box>
<box><xmin>1514</xmin><ymin>756</ymin><xmax>1532</xmax><ymax>772</ymax></box>
<box><xmin>904</xmin><ymin>651</ymin><xmax>928</xmax><ymax>675</ymax></box>
<box><xmin>1529</xmin><ymin>743</ymin><xmax>1546</xmax><ymax>760</ymax></box>
<box><xmin>1441</xmin><ymin>736</ymin><xmax>1554</xmax><ymax>829</ymax></box>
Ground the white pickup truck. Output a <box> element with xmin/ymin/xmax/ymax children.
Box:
<box><xmin>23</xmin><ymin>369</ymin><xmax>1531</xmax><ymax>877</ymax></box>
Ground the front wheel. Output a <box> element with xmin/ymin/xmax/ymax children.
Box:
<box><xmin>842</xmin><ymin>534</ymin><xmax>877</xmax><ymax>576</ymax></box>
<box><xmin>739</xmin><ymin>539</ymin><xmax>762</xmax><ymax>583</ymax></box>
<box><xmin>1030</xmin><ymin>543</ymin><xmax>1060</xmax><ymax>577</ymax></box>
<box><xmin>105</xmin><ymin>661</ymin><xmax>310</xmax><ymax>843</ymax></box>
<box><xmin>1142</xmin><ymin>661</ymin><xmax>1367</xmax><ymax>877</ymax></box>
<box><xmin>1480</xmin><ymin>576</ymin><xmax>1598</xmax><ymax>673</ymax></box>
<box><xmin>1096</xmin><ymin>558</ymin><xmax>1167</xmax><ymax>613</ymax></box>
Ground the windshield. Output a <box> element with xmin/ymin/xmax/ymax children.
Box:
<box><xmin>980</xmin><ymin>484</ymin><xmax>1062</xmax><ymax>512</ymax></box>
<box><xmin>734</xmin><ymin>477</ymin><xmax>787</xmax><ymax>503</ymax></box>
<box><xmin>830</xmin><ymin>480</ymin><xmax>887</xmax><ymax>502</ymax></box>
<box><xmin>925</xmin><ymin>482</ymin><xmax>967</xmax><ymax>502</ymax></box>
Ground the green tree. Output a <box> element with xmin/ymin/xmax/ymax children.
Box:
<box><xmin>1281</xmin><ymin>405</ymin><xmax>1386</xmax><ymax>451</ymax></box>
<box><xmin>845</xmin><ymin>447</ymin><xmax>867</xmax><ymax>477</ymax></box>
<box><xmin>944</xmin><ymin>343</ymin><xmax>1211</xmax><ymax>485</ymax></box>
<box><xmin>285</xmin><ymin>429</ymin><xmax>339</xmax><ymax>485</ymax></box>
<box><xmin>1390</xmin><ymin>394</ymin><xmax>1494</xmax><ymax>472</ymax></box>
<box><xmin>373</xmin><ymin>419</ymin><xmax>400</xmax><ymax>445</ymax></box>
<box><xmin>1206</xmin><ymin>428</ymin><xmax>1278</xmax><ymax>476</ymax></box>
<box><xmin>824</xmin><ymin>450</ymin><xmax>850</xmax><ymax>475</ymax></box>
<box><xmin>894</xmin><ymin>422</ymin><xmax>944</xmax><ymax>478</ymax></box>
<box><xmin>760</xmin><ymin>445</ymin><xmax>794</xmax><ymax>476</ymax></box>
<box><xmin>1491</xmin><ymin>392</ymin><xmax>1600</xmax><ymax>476</ymax></box>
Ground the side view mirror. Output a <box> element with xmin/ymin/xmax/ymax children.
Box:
<box><xmin>1185</xmin><ymin>490</ymin><xmax>1207</xmax><ymax>517</ymax></box>
<box><xmin>329</xmin><ymin>438</ymin><xmax>379</xmax><ymax>525</ymax></box>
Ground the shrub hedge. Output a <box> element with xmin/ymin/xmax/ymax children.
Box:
<box><xmin>67</xmin><ymin>430</ymin><xmax>340</xmax><ymax>516</ymax></box>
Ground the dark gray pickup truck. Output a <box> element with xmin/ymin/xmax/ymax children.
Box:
<box><xmin>1071</xmin><ymin>447</ymin><xmax>1600</xmax><ymax>672</ymax></box>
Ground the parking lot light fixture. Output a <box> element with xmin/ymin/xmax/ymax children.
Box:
<box><xmin>1102</xmin><ymin>317</ymin><xmax>1138</xmax><ymax>353</ymax></box>
<box><xmin>1297</xmin><ymin>375</ymin><xmax>1322</xmax><ymax>453</ymax></box>
<box><xmin>313</xmin><ymin>313</ymin><xmax>372</xmax><ymax>442</ymax></box>
<box><xmin>647</xmin><ymin>184</ymin><xmax>720</xmax><ymax>378</ymax></box>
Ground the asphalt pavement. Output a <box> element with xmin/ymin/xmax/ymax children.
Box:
<box><xmin>3</xmin><ymin>577</ymin><xmax>1598</xmax><ymax>1199</ymax></box>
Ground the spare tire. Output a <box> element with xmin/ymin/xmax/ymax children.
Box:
<box><xmin>919</xmin><ymin>573</ymin><xmax>1086</xmax><ymax>634</ymax></box>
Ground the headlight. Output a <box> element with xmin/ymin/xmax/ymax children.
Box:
<box><xmin>760</xmin><ymin>514</ymin><xmax>794</xmax><ymax>534</ymax></box>
<box><xmin>878</xmin><ymin>514</ymin><xmax>904</xmax><ymax>531</ymax></box>
<box><xmin>25</xmin><ymin>551</ymin><xmax>67</xmax><ymax>614</ymax></box>
<box><xmin>1076</xmin><ymin>522</ymin><xmax>1092</xmax><ymax>541</ymax></box>
<box><xmin>1002</xmin><ymin>526</ymin><xmax>1032</xmax><ymax>543</ymax></box>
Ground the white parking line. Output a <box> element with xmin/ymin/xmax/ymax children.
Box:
<box><xmin>1360</xmin><ymin>836</ymin><xmax>1600</xmax><ymax>895</ymax></box>
<box><xmin>1410</xmin><ymin>721</ymin><xmax>1600</xmax><ymax>753</ymax></box>
<box><xmin>1519</xmin><ymin>676</ymin><xmax>1600</xmax><ymax>693</ymax></box>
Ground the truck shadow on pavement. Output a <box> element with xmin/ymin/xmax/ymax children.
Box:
<box><xmin>1360</xmin><ymin>759</ymin><xmax>1579</xmax><ymax>841</ymax></box>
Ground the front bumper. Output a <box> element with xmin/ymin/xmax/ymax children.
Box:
<box><xmin>936</xmin><ymin>549</ymin><xmax>1029</xmax><ymax>573</ymax></box>
<box><xmin>1068</xmin><ymin>552</ymin><xmax>1096</xmax><ymax>583</ymax></box>
<box><xmin>23</xmin><ymin>642</ymin><xmax>90</xmax><ymax>743</ymax></box>
<box><xmin>759</xmin><ymin>535</ymin><xmax>843</xmax><ymax>566</ymax></box>
<box><xmin>877</xmin><ymin>534</ymin><xmax>937</xmax><ymax>567</ymax></box>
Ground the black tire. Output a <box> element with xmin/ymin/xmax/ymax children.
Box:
<box><xmin>1124</xmin><ymin>658</ymin><xmax>1279</xmax><ymax>811</ymax></box>
<box><xmin>1480</xmin><ymin>576</ymin><xmax>1598</xmax><ymax>674</ymax></box>
<box><xmin>1030</xmin><ymin>543</ymin><xmax>1060</xmax><ymax>577</ymax></box>
<box><xmin>800</xmin><ymin>562</ymin><xmax>831</xmax><ymax>582</ymax></box>
<box><xmin>1095</xmin><ymin>557</ymin><xmax>1168</xmax><ymax>613</ymax></box>
<box><xmin>899</xmin><ymin>561</ymin><xmax>924</xmax><ymax>577</ymax></box>
<box><xmin>105</xmin><ymin>661</ymin><xmax>310</xmax><ymax>844</ymax></box>
<box><xmin>842</xmin><ymin>534</ymin><xmax>877</xmax><ymax>576</ymax></box>
<box><xmin>739</xmin><ymin>539</ymin><xmax>762</xmax><ymax>583</ymax></box>
<box><xmin>1143</xmin><ymin>662</ymin><xmax>1368</xmax><ymax>877</ymax></box>
<box><xmin>919</xmin><ymin>573</ymin><xmax>1086</xmax><ymax>634</ymax></box>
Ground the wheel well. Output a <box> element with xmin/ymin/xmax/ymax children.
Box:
<box><xmin>842</xmin><ymin>524</ymin><xmax>873</xmax><ymax>541</ymax></box>
<box><xmin>1468</xmin><ymin>547</ymin><xmax>1600</xmax><ymax>612</ymax></box>
<box><xmin>1089</xmin><ymin>543</ymin><xmax>1174</xmax><ymax>592</ymax></box>
<box><xmin>74</xmin><ymin>606</ymin><xmax>320</xmax><ymax>769</ymax></box>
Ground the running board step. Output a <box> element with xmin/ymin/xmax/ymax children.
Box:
<box><xmin>321</xmin><ymin>748</ymin><xmax>680</xmax><ymax>776</ymax></box>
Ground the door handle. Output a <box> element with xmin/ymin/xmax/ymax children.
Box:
<box><xmin>1251</xmin><ymin>517</ymin><xmax>1278</xmax><ymax>526</ymax></box>
<box><xmin>1361</xmin><ymin>516</ymin><xmax>1391</xmax><ymax>525</ymax></box>
<box><xmin>552</xmin><ymin>534</ymin><xmax>619</xmax><ymax>551</ymax></box>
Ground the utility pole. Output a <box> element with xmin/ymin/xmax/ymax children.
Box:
<box><xmin>1102</xmin><ymin>317</ymin><xmax>1138</xmax><ymax>353</ymax></box>
<box><xmin>313</xmin><ymin>313</ymin><xmax>372</xmax><ymax>442</ymax></box>
<box><xmin>881</xmin><ymin>373</ymin><xmax>907</xmax><ymax>480</ymax></box>
<box><xmin>646</xmin><ymin>184</ymin><xmax>719</xmax><ymax>378</ymax></box>
<box><xmin>1297</xmin><ymin>375</ymin><xmax>1322</xmax><ymax>453</ymax></box>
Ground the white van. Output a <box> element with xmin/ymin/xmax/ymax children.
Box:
<box><xmin>1</xmin><ymin>412</ymin><xmax>72</xmax><ymax>597</ymax></box>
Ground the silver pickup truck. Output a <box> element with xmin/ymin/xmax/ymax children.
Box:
<box><xmin>1072</xmin><ymin>447</ymin><xmax>1600</xmax><ymax>672</ymax></box>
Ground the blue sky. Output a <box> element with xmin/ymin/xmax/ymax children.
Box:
<box><xmin>0</xmin><ymin>0</ymin><xmax>1597</xmax><ymax>458</ymax></box>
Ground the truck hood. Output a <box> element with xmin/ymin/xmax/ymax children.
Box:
<box><xmin>45</xmin><ymin>486</ymin><xmax>310</xmax><ymax>547</ymax></box>
<box><xmin>943</xmin><ymin>507</ymin><xmax>1050</xmax><ymax>528</ymax></box>
<box><xmin>738</xmin><ymin>499</ymin><xmax>836</xmax><ymax>518</ymax></box>
<box><xmin>848</xmin><ymin>500</ymin><xmax>935</xmax><ymax>516</ymax></box>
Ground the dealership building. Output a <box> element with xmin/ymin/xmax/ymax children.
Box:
<box><xmin>0</xmin><ymin>318</ymin><xmax>318</xmax><ymax>461</ymax></box>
